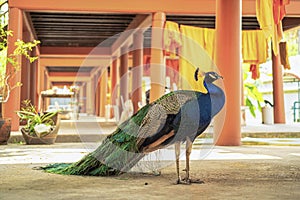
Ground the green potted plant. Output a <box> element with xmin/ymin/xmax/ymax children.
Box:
<box><xmin>0</xmin><ymin>23</ymin><xmax>40</xmax><ymax>144</ymax></box>
<box><xmin>16</xmin><ymin>99</ymin><xmax>60</xmax><ymax>145</ymax></box>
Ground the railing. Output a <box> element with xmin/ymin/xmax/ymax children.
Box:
<box><xmin>292</xmin><ymin>101</ymin><xmax>300</xmax><ymax>122</ymax></box>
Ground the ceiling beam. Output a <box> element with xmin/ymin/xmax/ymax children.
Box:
<box><xmin>111</xmin><ymin>14</ymin><xmax>151</xmax><ymax>57</ymax></box>
<box><xmin>40</xmin><ymin>57</ymin><xmax>111</xmax><ymax>67</ymax></box>
<box><xmin>48</xmin><ymin>72</ymin><xmax>91</xmax><ymax>77</ymax></box>
<box><xmin>40</xmin><ymin>47</ymin><xmax>111</xmax><ymax>55</ymax></box>
<box><xmin>9</xmin><ymin>0</ymin><xmax>300</xmax><ymax>16</ymax></box>
<box><xmin>48</xmin><ymin>76</ymin><xmax>91</xmax><ymax>82</ymax></box>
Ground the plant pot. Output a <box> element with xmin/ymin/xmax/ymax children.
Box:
<box><xmin>21</xmin><ymin>125</ymin><xmax>59</xmax><ymax>145</ymax></box>
<box><xmin>0</xmin><ymin>118</ymin><xmax>11</xmax><ymax>145</ymax></box>
<box><xmin>21</xmin><ymin>114</ymin><xmax>60</xmax><ymax>145</ymax></box>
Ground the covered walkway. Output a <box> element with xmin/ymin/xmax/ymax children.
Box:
<box><xmin>4</xmin><ymin>0</ymin><xmax>300</xmax><ymax>146</ymax></box>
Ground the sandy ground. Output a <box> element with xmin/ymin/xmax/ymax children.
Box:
<box><xmin>0</xmin><ymin>145</ymin><xmax>300</xmax><ymax>200</ymax></box>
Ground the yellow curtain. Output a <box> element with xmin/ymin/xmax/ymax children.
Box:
<box><xmin>164</xmin><ymin>21</ymin><xmax>182</xmax><ymax>58</ymax></box>
<box><xmin>242</xmin><ymin>30</ymin><xmax>268</xmax><ymax>64</ymax></box>
<box><xmin>179</xmin><ymin>25</ymin><xmax>215</xmax><ymax>93</ymax></box>
<box><xmin>256</xmin><ymin>0</ymin><xmax>284</xmax><ymax>55</ymax></box>
<box><xmin>242</xmin><ymin>30</ymin><xmax>268</xmax><ymax>80</ymax></box>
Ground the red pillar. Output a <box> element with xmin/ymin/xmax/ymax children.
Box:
<box><xmin>95</xmin><ymin>73</ymin><xmax>100</xmax><ymax>116</ymax></box>
<box><xmin>110</xmin><ymin>58</ymin><xmax>118</xmax><ymax>118</ymax></box>
<box><xmin>132</xmin><ymin>31</ymin><xmax>144</xmax><ymax>113</ymax></box>
<box><xmin>214</xmin><ymin>0</ymin><xmax>241</xmax><ymax>146</ymax></box>
<box><xmin>120</xmin><ymin>46</ymin><xmax>129</xmax><ymax>106</ymax></box>
<box><xmin>150</xmin><ymin>12</ymin><xmax>166</xmax><ymax>103</ymax></box>
<box><xmin>272</xmin><ymin>47</ymin><xmax>286</xmax><ymax>123</ymax></box>
<box><xmin>99</xmin><ymin>69</ymin><xmax>108</xmax><ymax>117</ymax></box>
<box><xmin>30</xmin><ymin>48</ymin><xmax>38</xmax><ymax>106</ymax></box>
<box><xmin>21</xmin><ymin>31</ymin><xmax>31</xmax><ymax>102</ymax></box>
<box><xmin>3</xmin><ymin>8</ymin><xmax>23</xmax><ymax>131</ymax></box>
<box><xmin>111</xmin><ymin>58</ymin><xmax>118</xmax><ymax>105</ymax></box>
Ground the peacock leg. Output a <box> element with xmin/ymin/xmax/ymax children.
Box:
<box><xmin>184</xmin><ymin>137</ymin><xmax>192</xmax><ymax>184</ymax></box>
<box><xmin>181</xmin><ymin>137</ymin><xmax>204</xmax><ymax>184</ymax></box>
<box><xmin>175</xmin><ymin>142</ymin><xmax>181</xmax><ymax>184</ymax></box>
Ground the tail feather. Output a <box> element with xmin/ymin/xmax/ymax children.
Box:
<box><xmin>43</xmin><ymin>104</ymin><xmax>151</xmax><ymax>176</ymax></box>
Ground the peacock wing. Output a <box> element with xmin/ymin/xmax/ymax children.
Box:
<box><xmin>136</xmin><ymin>91</ymin><xmax>199</xmax><ymax>147</ymax></box>
<box><xmin>136</xmin><ymin>103</ymin><xmax>168</xmax><ymax>147</ymax></box>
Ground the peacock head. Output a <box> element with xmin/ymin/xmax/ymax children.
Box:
<box><xmin>194</xmin><ymin>68</ymin><xmax>223</xmax><ymax>84</ymax></box>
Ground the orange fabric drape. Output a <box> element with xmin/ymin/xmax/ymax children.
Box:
<box><xmin>256</xmin><ymin>0</ymin><xmax>290</xmax><ymax>56</ymax></box>
<box><xmin>166</xmin><ymin>59</ymin><xmax>179</xmax><ymax>86</ymax></box>
<box><xmin>279</xmin><ymin>41</ymin><xmax>291</xmax><ymax>70</ymax></box>
<box><xmin>273</xmin><ymin>0</ymin><xmax>290</xmax><ymax>25</ymax></box>
<box><xmin>249</xmin><ymin>64</ymin><xmax>260</xmax><ymax>80</ymax></box>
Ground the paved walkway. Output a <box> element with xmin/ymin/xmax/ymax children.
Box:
<box><xmin>0</xmin><ymin>144</ymin><xmax>299</xmax><ymax>199</ymax></box>
<box><xmin>1</xmin><ymin>116</ymin><xmax>300</xmax><ymax>200</ymax></box>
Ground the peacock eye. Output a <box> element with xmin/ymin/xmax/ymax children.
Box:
<box><xmin>209</xmin><ymin>73</ymin><xmax>215</xmax><ymax>79</ymax></box>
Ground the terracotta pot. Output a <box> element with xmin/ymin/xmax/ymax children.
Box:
<box><xmin>21</xmin><ymin>113</ymin><xmax>60</xmax><ymax>145</ymax></box>
<box><xmin>21</xmin><ymin>127</ymin><xmax>58</xmax><ymax>145</ymax></box>
<box><xmin>0</xmin><ymin>118</ymin><xmax>11</xmax><ymax>145</ymax></box>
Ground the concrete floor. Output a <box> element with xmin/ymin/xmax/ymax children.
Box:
<box><xmin>2</xmin><ymin>117</ymin><xmax>300</xmax><ymax>199</ymax></box>
<box><xmin>0</xmin><ymin>143</ymin><xmax>299</xmax><ymax>200</ymax></box>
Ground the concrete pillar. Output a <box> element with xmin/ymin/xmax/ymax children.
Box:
<box><xmin>20</xmin><ymin>31</ymin><xmax>31</xmax><ymax>102</ymax></box>
<box><xmin>37</xmin><ymin>65</ymin><xmax>46</xmax><ymax>111</ymax></box>
<box><xmin>272</xmin><ymin>46</ymin><xmax>286</xmax><ymax>123</ymax></box>
<box><xmin>86</xmin><ymin>80</ymin><xmax>93</xmax><ymax>115</ymax></box>
<box><xmin>81</xmin><ymin>83</ymin><xmax>87</xmax><ymax>113</ymax></box>
<box><xmin>132</xmin><ymin>31</ymin><xmax>144</xmax><ymax>113</ymax></box>
<box><xmin>111</xmin><ymin>58</ymin><xmax>118</xmax><ymax>107</ymax></box>
<box><xmin>99</xmin><ymin>69</ymin><xmax>108</xmax><ymax>117</ymax></box>
<box><xmin>3</xmin><ymin>8</ymin><xmax>23</xmax><ymax>130</ymax></box>
<box><xmin>120</xmin><ymin>46</ymin><xmax>129</xmax><ymax>107</ymax></box>
<box><xmin>150</xmin><ymin>12</ymin><xmax>166</xmax><ymax>103</ymax></box>
<box><xmin>95</xmin><ymin>72</ymin><xmax>100</xmax><ymax>116</ymax></box>
<box><xmin>30</xmin><ymin>48</ymin><xmax>38</xmax><ymax>106</ymax></box>
<box><xmin>214</xmin><ymin>0</ymin><xmax>241</xmax><ymax>146</ymax></box>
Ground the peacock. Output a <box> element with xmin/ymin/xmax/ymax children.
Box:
<box><xmin>43</xmin><ymin>69</ymin><xmax>225</xmax><ymax>184</ymax></box>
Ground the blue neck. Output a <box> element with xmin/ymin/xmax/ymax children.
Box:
<box><xmin>206</xmin><ymin>83</ymin><xmax>225</xmax><ymax>117</ymax></box>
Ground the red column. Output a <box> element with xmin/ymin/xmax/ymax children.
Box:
<box><xmin>272</xmin><ymin>47</ymin><xmax>286</xmax><ymax>123</ymax></box>
<box><xmin>3</xmin><ymin>8</ymin><xmax>23</xmax><ymax>131</ymax></box>
<box><xmin>99</xmin><ymin>69</ymin><xmax>108</xmax><ymax>117</ymax></box>
<box><xmin>30</xmin><ymin>48</ymin><xmax>38</xmax><ymax>106</ymax></box>
<box><xmin>132</xmin><ymin>31</ymin><xmax>144</xmax><ymax>113</ymax></box>
<box><xmin>82</xmin><ymin>83</ymin><xmax>87</xmax><ymax>113</ymax></box>
<box><xmin>120</xmin><ymin>46</ymin><xmax>129</xmax><ymax>106</ymax></box>
<box><xmin>21</xmin><ymin>31</ymin><xmax>31</xmax><ymax>102</ymax></box>
<box><xmin>150</xmin><ymin>12</ymin><xmax>166</xmax><ymax>103</ymax></box>
<box><xmin>95</xmin><ymin>73</ymin><xmax>100</xmax><ymax>116</ymax></box>
<box><xmin>214</xmin><ymin>0</ymin><xmax>241</xmax><ymax>146</ymax></box>
<box><xmin>111</xmin><ymin>58</ymin><xmax>118</xmax><ymax>106</ymax></box>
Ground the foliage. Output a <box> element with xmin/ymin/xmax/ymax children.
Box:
<box><xmin>16</xmin><ymin>99</ymin><xmax>58</xmax><ymax>137</ymax></box>
<box><xmin>284</xmin><ymin>29</ymin><xmax>299</xmax><ymax>57</ymax></box>
<box><xmin>243</xmin><ymin>65</ymin><xmax>264</xmax><ymax>118</ymax></box>
<box><xmin>0</xmin><ymin>25</ymin><xmax>40</xmax><ymax>103</ymax></box>
<box><xmin>244</xmin><ymin>82</ymin><xmax>264</xmax><ymax>117</ymax></box>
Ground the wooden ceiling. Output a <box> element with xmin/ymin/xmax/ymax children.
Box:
<box><xmin>28</xmin><ymin>11</ymin><xmax>300</xmax><ymax>78</ymax></box>
<box><xmin>29</xmin><ymin>12</ymin><xmax>300</xmax><ymax>48</ymax></box>
<box><xmin>29</xmin><ymin>12</ymin><xmax>136</xmax><ymax>47</ymax></box>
